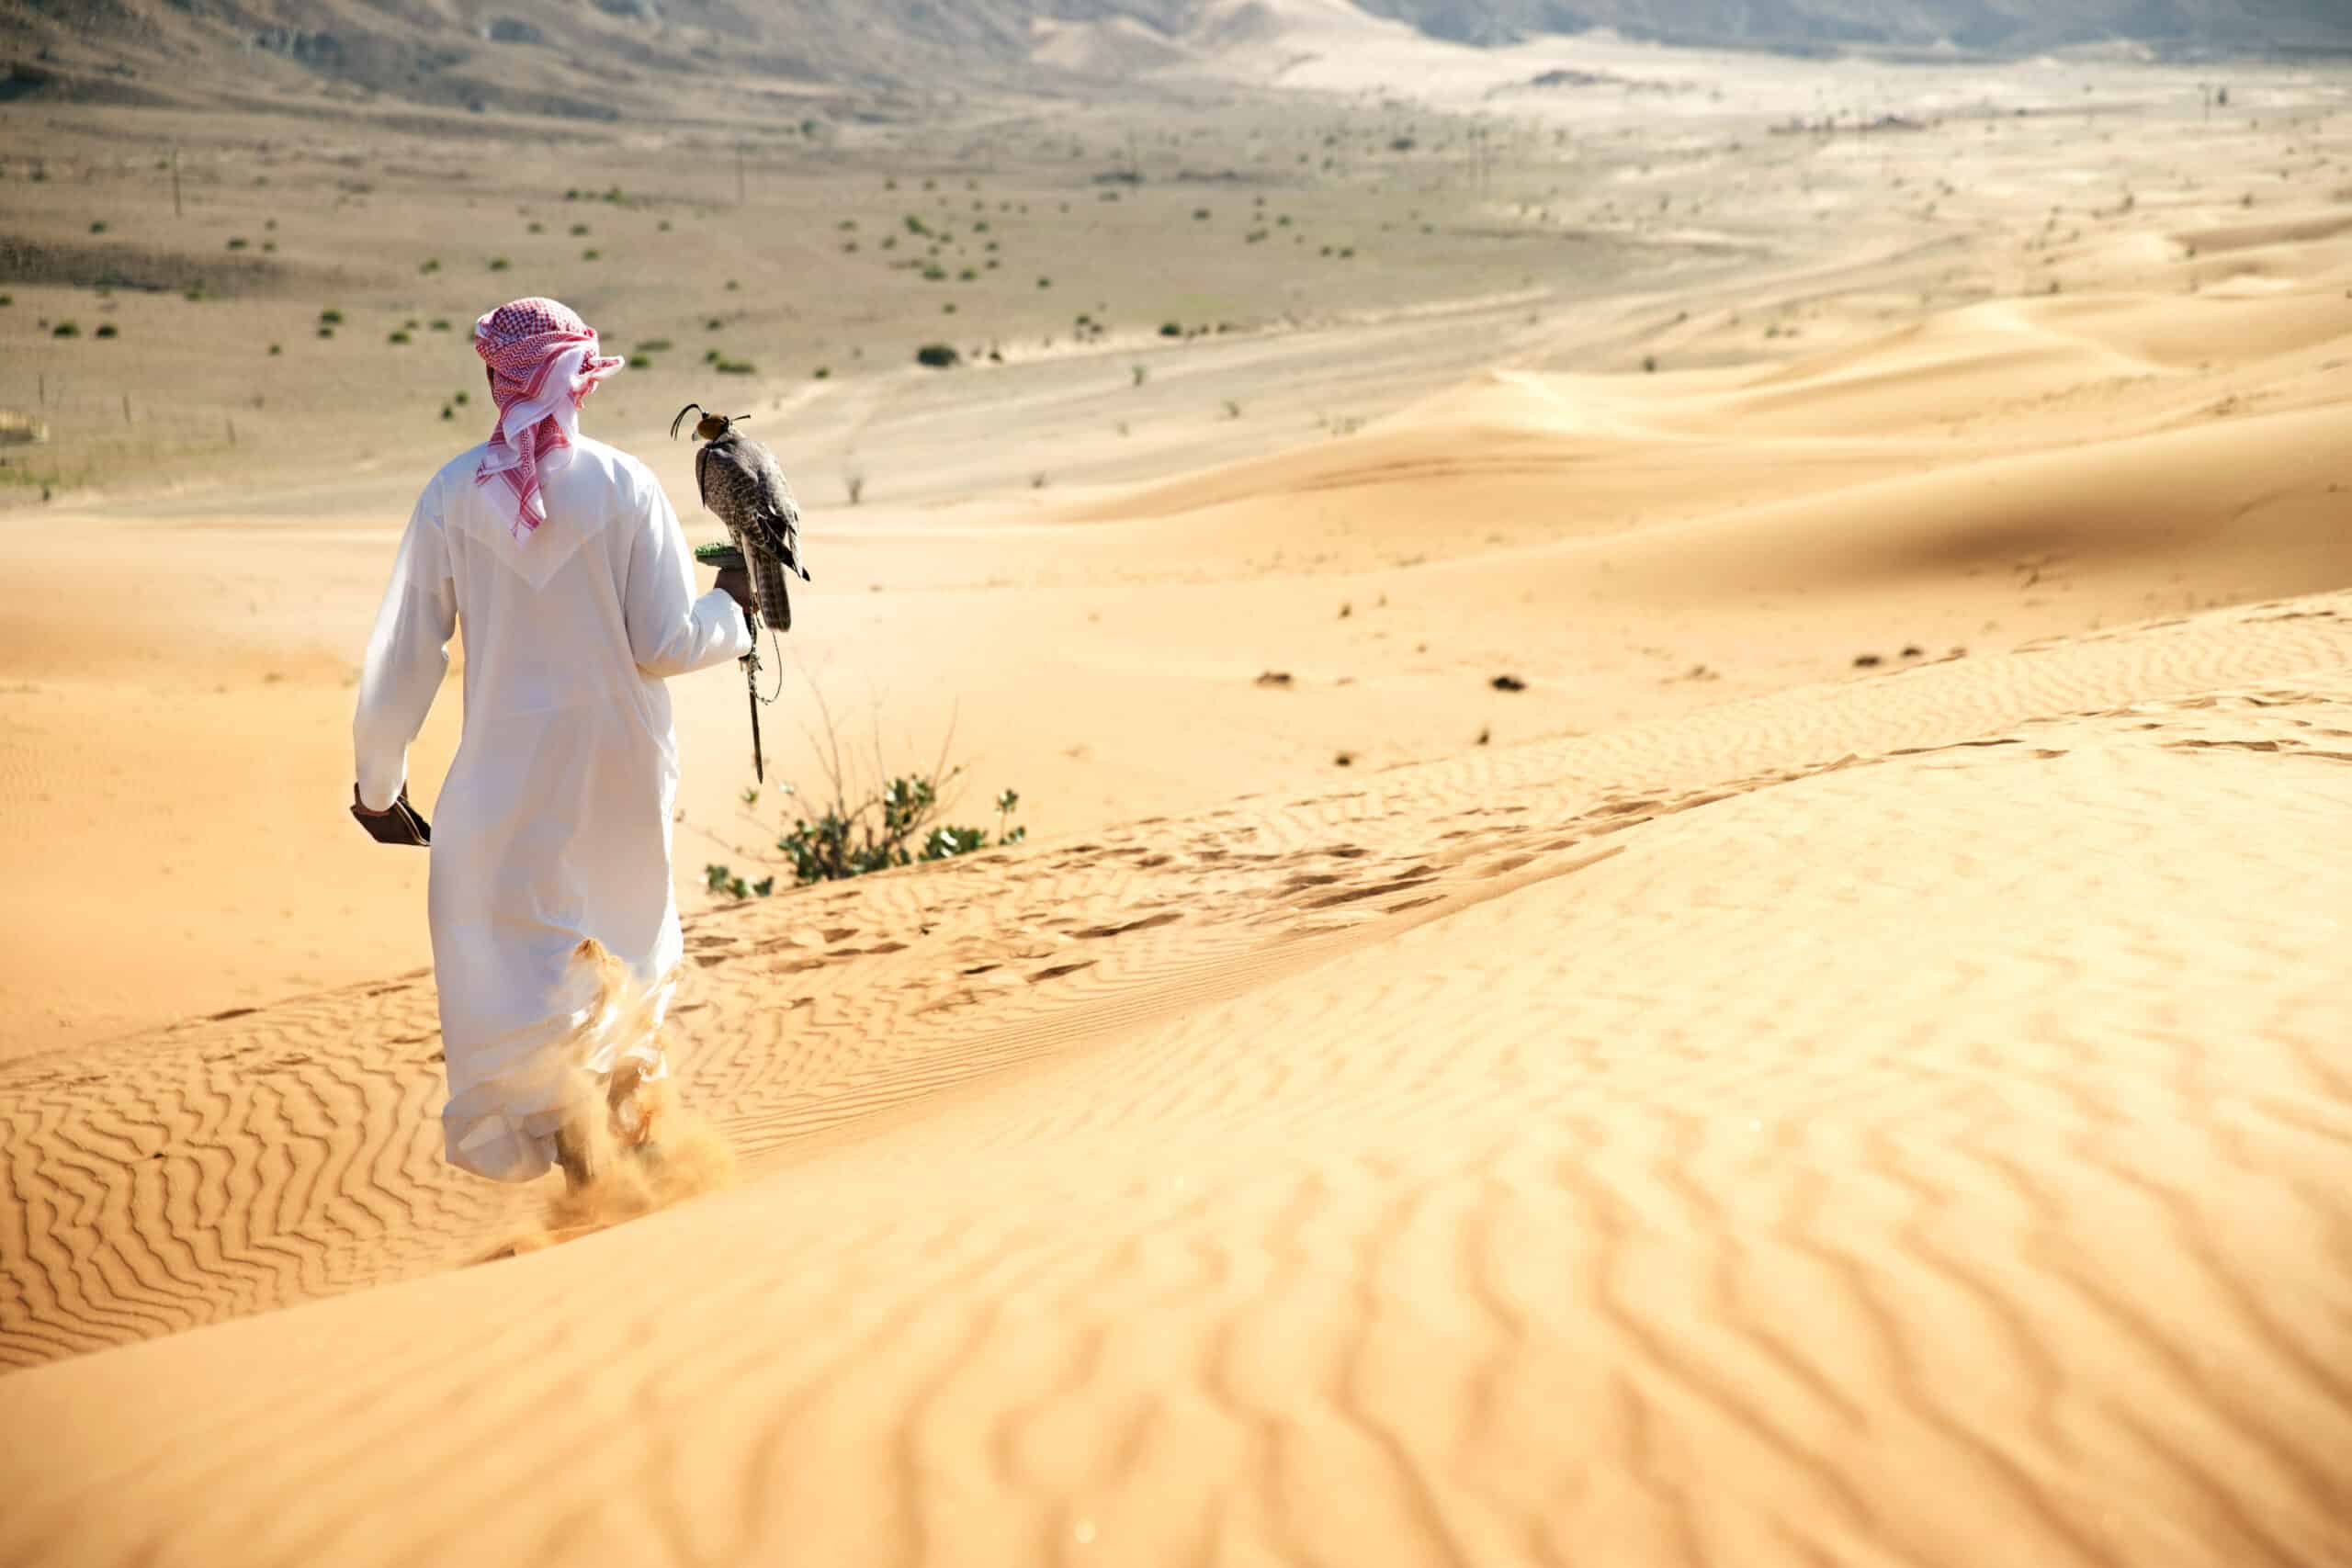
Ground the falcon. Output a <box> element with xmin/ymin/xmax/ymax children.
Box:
<box><xmin>670</xmin><ymin>402</ymin><xmax>810</xmax><ymax>633</ymax></box>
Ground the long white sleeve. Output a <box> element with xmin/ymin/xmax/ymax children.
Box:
<box><xmin>627</xmin><ymin>466</ymin><xmax>753</xmax><ymax>679</ymax></box>
<box><xmin>353</xmin><ymin>489</ymin><xmax>458</xmax><ymax>812</ymax></box>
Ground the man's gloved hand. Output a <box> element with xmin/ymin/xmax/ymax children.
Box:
<box><xmin>714</xmin><ymin>564</ymin><xmax>755</xmax><ymax>623</ymax></box>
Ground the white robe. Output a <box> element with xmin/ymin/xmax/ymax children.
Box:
<box><xmin>354</xmin><ymin>433</ymin><xmax>752</xmax><ymax>1181</ymax></box>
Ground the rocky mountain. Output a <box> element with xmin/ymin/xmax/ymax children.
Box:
<box><xmin>4</xmin><ymin>0</ymin><xmax>2344</xmax><ymax>122</ymax></box>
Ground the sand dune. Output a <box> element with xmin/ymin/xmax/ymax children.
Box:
<box><xmin>6</xmin><ymin>58</ymin><xmax>2352</xmax><ymax>1566</ymax></box>
<box><xmin>5</xmin><ymin>592</ymin><xmax>2349</xmax><ymax>1565</ymax></box>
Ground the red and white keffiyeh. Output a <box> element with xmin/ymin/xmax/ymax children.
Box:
<box><xmin>472</xmin><ymin>297</ymin><xmax>624</xmax><ymax>538</ymax></box>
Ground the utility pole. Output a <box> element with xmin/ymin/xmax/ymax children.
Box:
<box><xmin>171</xmin><ymin>144</ymin><xmax>182</xmax><ymax>218</ymax></box>
<box><xmin>736</xmin><ymin>141</ymin><xmax>746</xmax><ymax>206</ymax></box>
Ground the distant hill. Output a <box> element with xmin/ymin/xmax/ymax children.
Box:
<box><xmin>6</xmin><ymin>0</ymin><xmax>2346</xmax><ymax>123</ymax></box>
<box><xmin>1360</xmin><ymin>0</ymin><xmax>2352</xmax><ymax>52</ymax></box>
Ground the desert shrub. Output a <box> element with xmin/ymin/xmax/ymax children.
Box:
<box><xmin>571</xmin><ymin>222</ymin><xmax>589</xmax><ymax>236</ymax></box>
<box><xmin>1159</xmin><ymin>321</ymin><xmax>1182</xmax><ymax>337</ymax></box>
<box><xmin>51</xmin><ymin>321</ymin><xmax>78</xmax><ymax>337</ymax></box>
<box><xmin>388</xmin><ymin>330</ymin><xmax>412</xmax><ymax>344</ymax></box>
<box><xmin>637</xmin><ymin>338</ymin><xmax>673</xmax><ymax>354</ymax></box>
<box><xmin>814</xmin><ymin>367</ymin><xmax>831</xmax><ymax>379</ymax></box>
<box><xmin>714</xmin><ymin>780</ymin><xmax>1024</xmax><ymax>893</ymax></box>
<box><xmin>90</xmin><ymin>220</ymin><xmax>109</xmax><ymax>234</ymax></box>
<box><xmin>420</xmin><ymin>258</ymin><xmax>441</xmax><ymax>274</ymax></box>
<box><xmin>915</xmin><ymin>343</ymin><xmax>960</xmax><ymax>369</ymax></box>
<box><xmin>226</xmin><ymin>237</ymin><xmax>248</xmax><ymax>250</ymax></box>
<box><xmin>714</xmin><ymin>358</ymin><xmax>755</xmax><ymax>375</ymax></box>
<box><xmin>489</xmin><ymin>256</ymin><xmax>512</xmax><ymax>271</ymax></box>
<box><xmin>94</xmin><ymin>323</ymin><xmax>118</xmax><ymax>339</ymax></box>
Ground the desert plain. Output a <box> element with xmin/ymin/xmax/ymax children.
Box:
<box><xmin>2</xmin><ymin>17</ymin><xmax>2351</xmax><ymax>1567</ymax></box>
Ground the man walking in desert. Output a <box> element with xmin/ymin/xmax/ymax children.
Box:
<box><xmin>353</xmin><ymin>297</ymin><xmax>756</xmax><ymax>1191</ymax></box>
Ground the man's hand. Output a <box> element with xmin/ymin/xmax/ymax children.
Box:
<box><xmin>713</xmin><ymin>564</ymin><xmax>755</xmax><ymax>623</ymax></box>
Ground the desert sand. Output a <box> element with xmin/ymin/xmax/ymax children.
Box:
<box><xmin>4</xmin><ymin>26</ymin><xmax>2351</xmax><ymax>1568</ymax></box>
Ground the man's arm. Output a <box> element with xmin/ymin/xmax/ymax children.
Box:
<box><xmin>626</xmin><ymin>466</ymin><xmax>754</xmax><ymax>679</ymax></box>
<box><xmin>353</xmin><ymin>489</ymin><xmax>458</xmax><ymax>814</ymax></box>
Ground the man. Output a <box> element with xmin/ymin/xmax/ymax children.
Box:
<box><xmin>354</xmin><ymin>297</ymin><xmax>757</xmax><ymax>1190</ymax></box>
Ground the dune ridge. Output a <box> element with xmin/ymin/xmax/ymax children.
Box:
<box><xmin>3</xmin><ymin>590</ymin><xmax>2349</xmax><ymax>1565</ymax></box>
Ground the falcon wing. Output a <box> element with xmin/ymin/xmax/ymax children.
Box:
<box><xmin>745</xmin><ymin>443</ymin><xmax>809</xmax><ymax>581</ymax></box>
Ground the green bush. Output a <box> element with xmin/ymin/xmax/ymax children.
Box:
<box><xmin>708</xmin><ymin>782</ymin><xmax>1024</xmax><ymax>894</ymax></box>
<box><xmin>51</xmin><ymin>321</ymin><xmax>78</xmax><ymax>338</ymax></box>
<box><xmin>915</xmin><ymin>343</ymin><xmax>961</xmax><ymax>369</ymax></box>
<box><xmin>94</xmin><ymin>323</ymin><xmax>118</xmax><ymax>339</ymax></box>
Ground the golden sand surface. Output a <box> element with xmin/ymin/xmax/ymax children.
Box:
<box><xmin>2</xmin><ymin>33</ymin><xmax>2349</xmax><ymax>1568</ymax></box>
